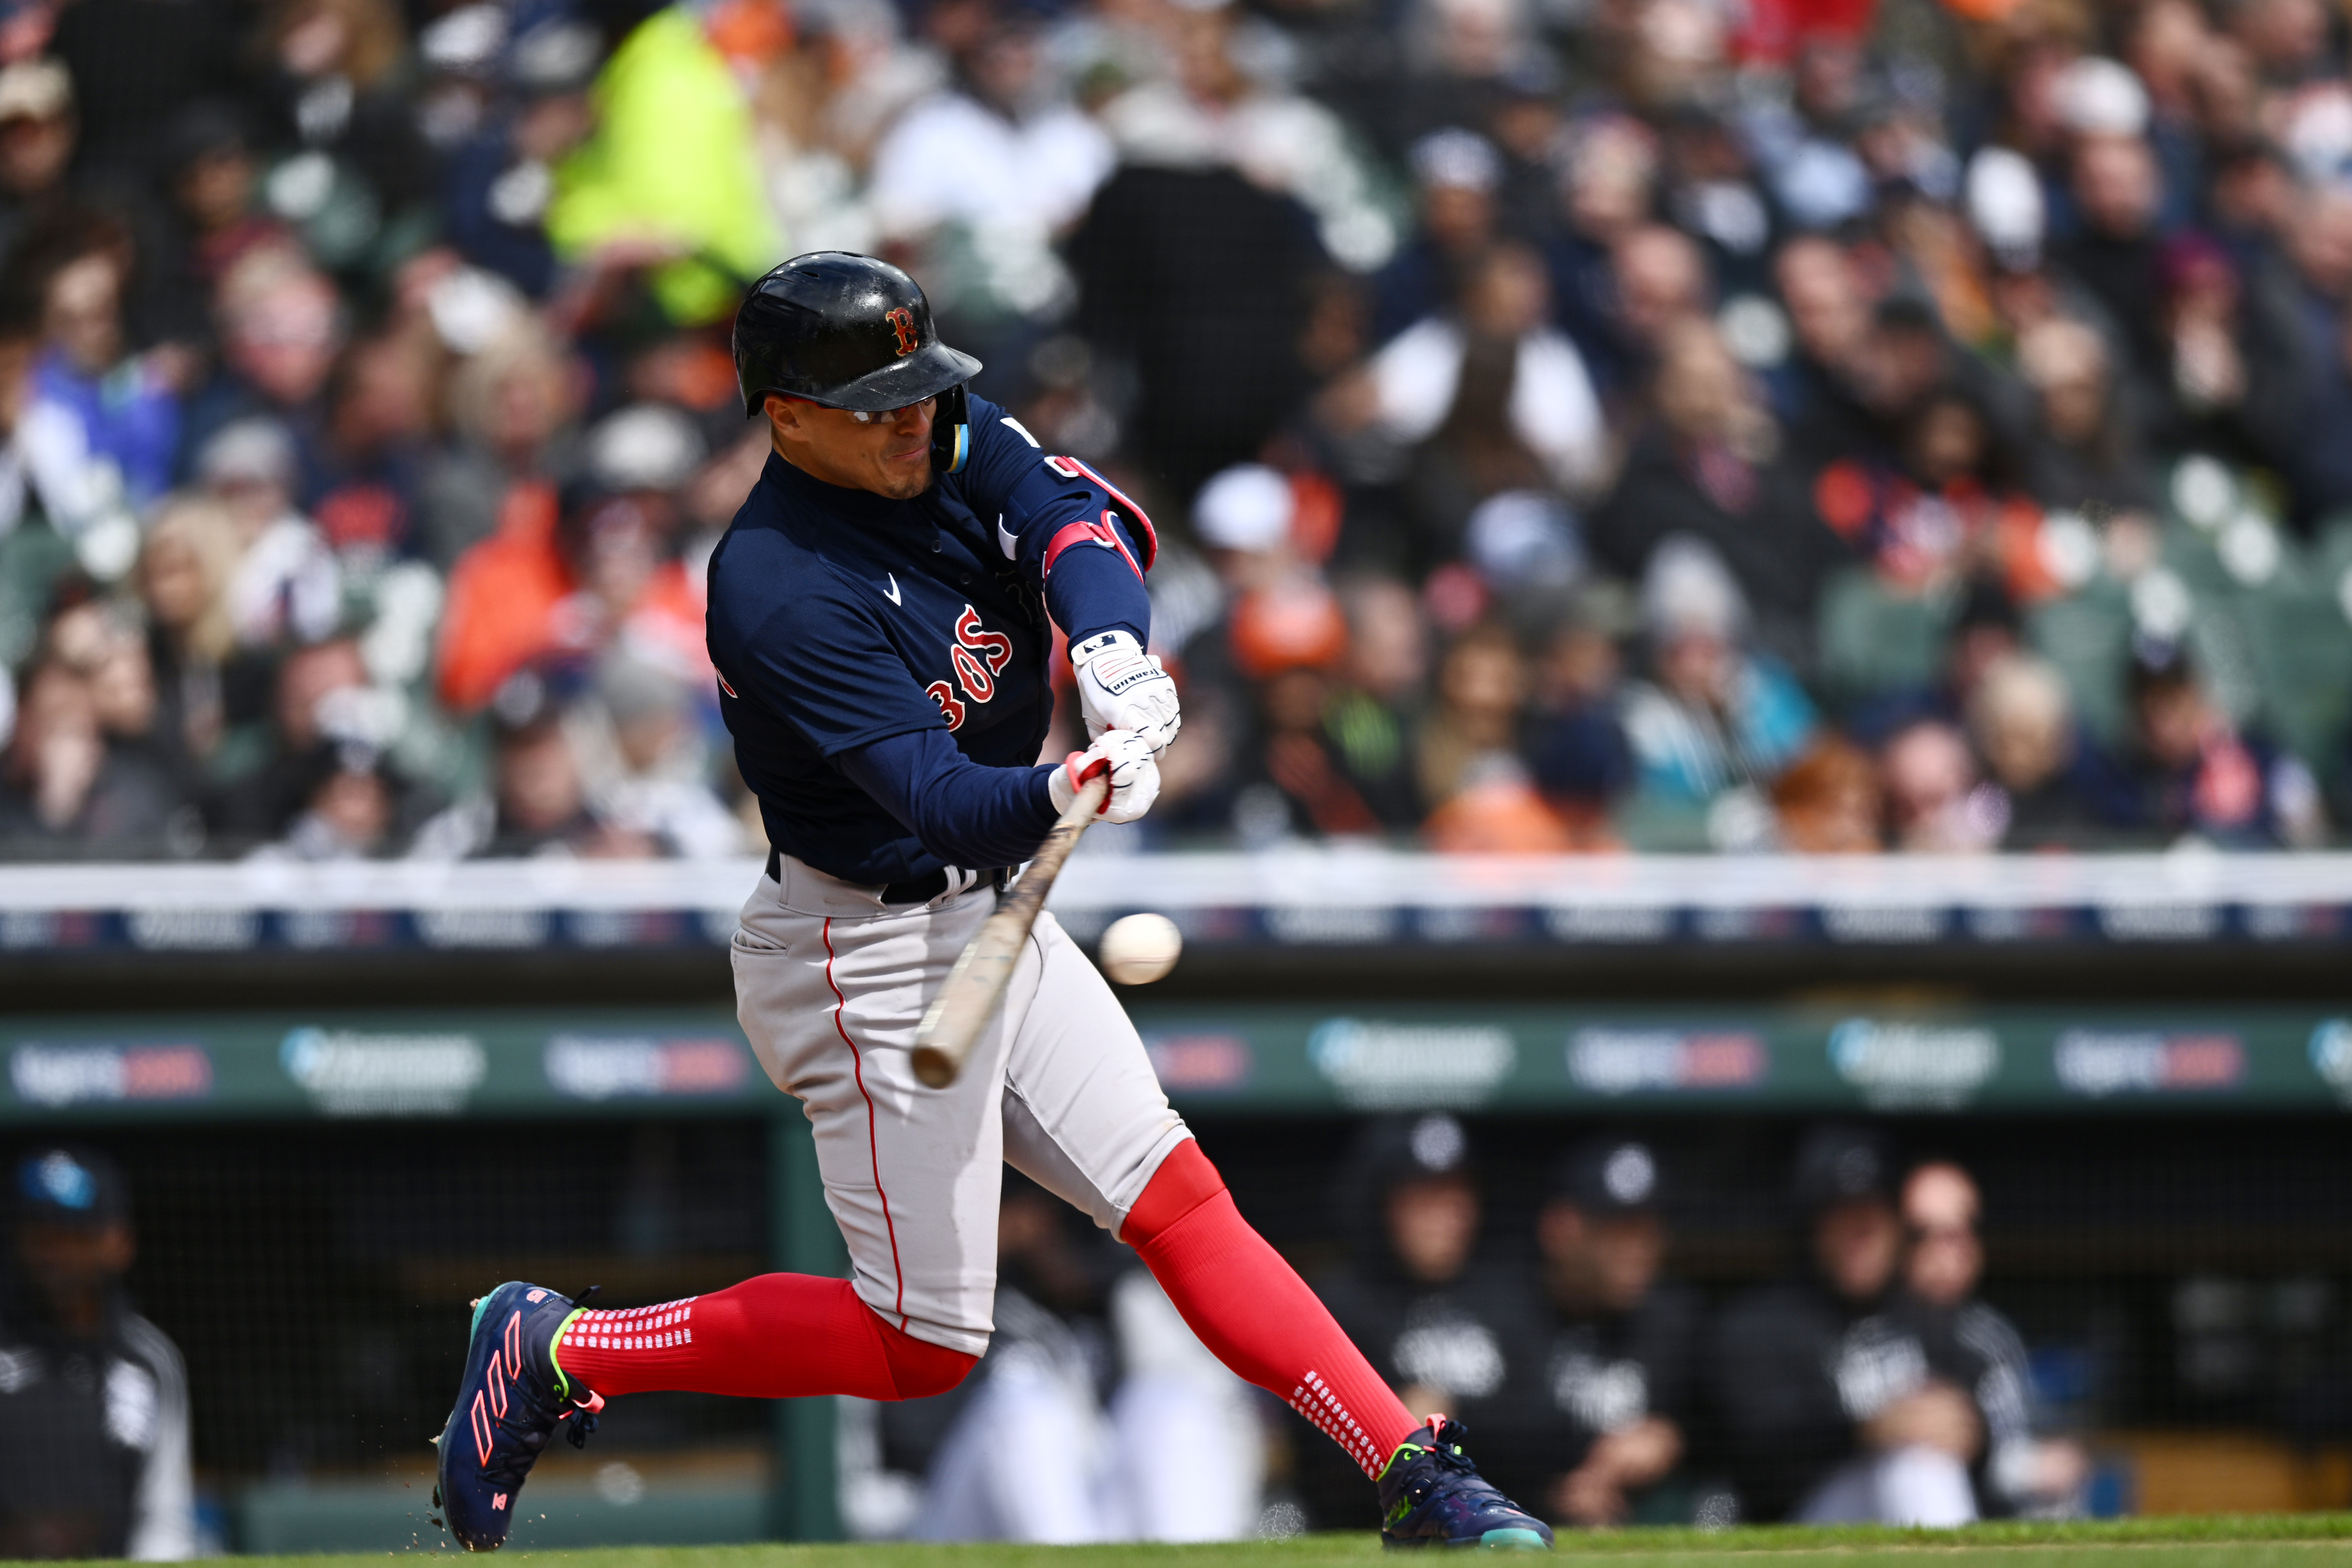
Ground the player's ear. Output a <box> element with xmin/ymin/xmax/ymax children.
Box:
<box><xmin>763</xmin><ymin>394</ymin><xmax>801</xmax><ymax>441</ymax></box>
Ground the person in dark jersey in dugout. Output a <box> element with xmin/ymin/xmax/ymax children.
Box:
<box><xmin>0</xmin><ymin>1146</ymin><xmax>194</xmax><ymax>1559</ymax></box>
<box><xmin>1505</xmin><ymin>1138</ymin><xmax>1705</xmax><ymax>1527</ymax></box>
<box><xmin>1894</xmin><ymin>1160</ymin><xmax>2088</xmax><ymax>1518</ymax></box>
<box><xmin>1706</xmin><ymin>1127</ymin><xmax>1981</xmax><ymax>1525</ymax></box>
<box><xmin>1304</xmin><ymin>1114</ymin><xmax>1529</xmax><ymax>1527</ymax></box>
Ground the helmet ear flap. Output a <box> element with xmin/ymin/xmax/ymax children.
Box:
<box><xmin>932</xmin><ymin>383</ymin><xmax>972</xmax><ymax>474</ymax></box>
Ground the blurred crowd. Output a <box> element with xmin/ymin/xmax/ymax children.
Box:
<box><xmin>838</xmin><ymin>1118</ymin><xmax>2090</xmax><ymax>1538</ymax></box>
<box><xmin>2</xmin><ymin>0</ymin><xmax>2352</xmax><ymax>857</ymax></box>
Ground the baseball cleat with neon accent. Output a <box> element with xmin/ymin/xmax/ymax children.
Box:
<box><xmin>432</xmin><ymin>1281</ymin><xmax>603</xmax><ymax>1551</ymax></box>
<box><xmin>1377</xmin><ymin>1417</ymin><xmax>1554</xmax><ymax>1549</ymax></box>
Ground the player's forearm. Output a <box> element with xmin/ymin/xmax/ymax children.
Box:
<box><xmin>1042</xmin><ymin>525</ymin><xmax>1150</xmax><ymax>649</ymax></box>
<box><xmin>836</xmin><ymin>727</ymin><xmax>1059</xmax><ymax>868</ymax></box>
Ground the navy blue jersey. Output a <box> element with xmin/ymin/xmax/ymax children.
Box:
<box><xmin>706</xmin><ymin>397</ymin><xmax>1154</xmax><ymax>884</ymax></box>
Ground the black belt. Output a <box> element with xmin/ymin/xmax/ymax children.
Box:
<box><xmin>765</xmin><ymin>847</ymin><xmax>1010</xmax><ymax>904</ymax></box>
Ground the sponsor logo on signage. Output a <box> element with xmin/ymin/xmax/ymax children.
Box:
<box><xmin>1307</xmin><ymin>1018</ymin><xmax>1515</xmax><ymax>1109</ymax></box>
<box><xmin>543</xmin><ymin>1036</ymin><xmax>750</xmax><ymax>1100</ymax></box>
<box><xmin>280</xmin><ymin>1028</ymin><xmax>486</xmax><ymax>1116</ymax></box>
<box><xmin>2245</xmin><ymin>905</ymin><xmax>2344</xmax><ymax>941</ymax></box>
<box><xmin>280</xmin><ymin>909</ymin><xmax>399</xmax><ymax>949</ymax></box>
<box><xmin>1268</xmin><ymin>907</ymin><xmax>1401</xmax><ymax>944</ymax></box>
<box><xmin>415</xmin><ymin>909</ymin><xmax>550</xmax><ymax>948</ymax></box>
<box><xmin>2053</xmin><ymin>1030</ymin><xmax>2244</xmax><ymax>1097</ymax></box>
<box><xmin>1828</xmin><ymin>1018</ymin><xmax>2000</xmax><ymax>1109</ymax></box>
<box><xmin>127</xmin><ymin>909</ymin><xmax>258</xmax><ymax>950</ymax></box>
<box><xmin>1416</xmin><ymin>907</ymin><xmax>1529</xmax><ymax>943</ymax></box>
<box><xmin>1693</xmin><ymin>907</ymin><xmax>1802</xmax><ymax>941</ymax></box>
<box><xmin>8</xmin><ymin>1044</ymin><xmax>212</xmax><ymax>1107</ymax></box>
<box><xmin>567</xmin><ymin>911</ymin><xmax>687</xmax><ymax>948</ymax></box>
<box><xmin>2098</xmin><ymin>903</ymin><xmax>2222</xmax><ymax>941</ymax></box>
<box><xmin>0</xmin><ymin>911</ymin><xmax>100</xmax><ymax>949</ymax></box>
<box><xmin>1820</xmin><ymin>906</ymin><xmax>1946</xmax><ymax>943</ymax></box>
<box><xmin>1144</xmin><ymin>1034</ymin><xmax>1254</xmax><ymax>1093</ymax></box>
<box><xmin>2310</xmin><ymin>1020</ymin><xmax>2352</xmax><ymax>1102</ymax></box>
<box><xmin>1964</xmin><ymin>907</ymin><xmax>2075</xmax><ymax>942</ymax></box>
<box><xmin>1546</xmin><ymin>905</ymin><xmax>1673</xmax><ymax>943</ymax></box>
<box><xmin>1566</xmin><ymin>1029</ymin><xmax>1768</xmax><ymax>1095</ymax></box>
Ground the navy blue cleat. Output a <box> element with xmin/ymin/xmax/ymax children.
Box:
<box><xmin>432</xmin><ymin>1282</ymin><xmax>603</xmax><ymax>1551</ymax></box>
<box><xmin>1378</xmin><ymin>1417</ymin><xmax>1554</xmax><ymax>1549</ymax></box>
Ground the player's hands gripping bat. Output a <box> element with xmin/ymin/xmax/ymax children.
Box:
<box><xmin>911</xmin><ymin>734</ymin><xmax>1153</xmax><ymax>1087</ymax></box>
<box><xmin>1072</xmin><ymin>630</ymin><xmax>1181</xmax><ymax>758</ymax></box>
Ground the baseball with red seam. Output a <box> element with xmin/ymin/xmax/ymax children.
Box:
<box><xmin>1099</xmin><ymin>912</ymin><xmax>1183</xmax><ymax>985</ymax></box>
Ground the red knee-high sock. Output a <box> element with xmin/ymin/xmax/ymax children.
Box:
<box><xmin>550</xmin><ymin>1274</ymin><xmax>974</xmax><ymax>1401</ymax></box>
<box><xmin>1125</xmin><ymin>1140</ymin><xmax>1416</xmax><ymax>1478</ymax></box>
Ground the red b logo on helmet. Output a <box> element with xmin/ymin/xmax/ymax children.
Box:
<box><xmin>885</xmin><ymin>308</ymin><xmax>918</xmax><ymax>356</ymax></box>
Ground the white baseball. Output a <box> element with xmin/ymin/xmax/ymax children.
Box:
<box><xmin>1097</xmin><ymin>912</ymin><xmax>1182</xmax><ymax>985</ymax></box>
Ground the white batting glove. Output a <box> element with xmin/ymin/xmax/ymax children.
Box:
<box><xmin>1072</xmin><ymin>630</ymin><xmax>1181</xmax><ymax>757</ymax></box>
<box><xmin>1047</xmin><ymin>728</ymin><xmax>1160</xmax><ymax>823</ymax></box>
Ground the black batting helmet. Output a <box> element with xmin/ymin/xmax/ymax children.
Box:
<box><xmin>732</xmin><ymin>252</ymin><xmax>981</xmax><ymax>417</ymax></box>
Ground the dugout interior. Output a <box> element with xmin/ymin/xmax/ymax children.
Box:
<box><xmin>5</xmin><ymin>909</ymin><xmax>2350</xmax><ymax>1549</ymax></box>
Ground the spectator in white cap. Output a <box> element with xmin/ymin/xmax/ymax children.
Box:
<box><xmin>1371</xmin><ymin>128</ymin><xmax>1503</xmax><ymax>346</ymax></box>
<box><xmin>1192</xmin><ymin>462</ymin><xmax>1296</xmax><ymax>594</ymax></box>
<box><xmin>581</xmin><ymin>401</ymin><xmax>706</xmax><ymax>503</ymax></box>
<box><xmin>0</xmin><ymin>60</ymin><xmax>74</xmax><ymax>261</ymax></box>
<box><xmin>1965</xmin><ymin>147</ymin><xmax>2045</xmax><ymax>274</ymax></box>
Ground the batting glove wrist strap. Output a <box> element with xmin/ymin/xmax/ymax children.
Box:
<box><xmin>1072</xmin><ymin>631</ymin><xmax>1181</xmax><ymax>756</ymax></box>
<box><xmin>1069</xmin><ymin>630</ymin><xmax>1138</xmax><ymax>667</ymax></box>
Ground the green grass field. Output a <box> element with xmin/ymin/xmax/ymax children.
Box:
<box><xmin>144</xmin><ymin>1515</ymin><xmax>2352</xmax><ymax>1568</ymax></box>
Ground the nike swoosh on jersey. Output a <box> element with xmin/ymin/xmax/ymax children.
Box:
<box><xmin>883</xmin><ymin>573</ymin><xmax>902</xmax><ymax>605</ymax></box>
<box><xmin>996</xmin><ymin>518</ymin><xmax>1018</xmax><ymax>560</ymax></box>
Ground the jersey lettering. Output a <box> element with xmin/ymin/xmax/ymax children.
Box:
<box><xmin>885</xmin><ymin>308</ymin><xmax>919</xmax><ymax>356</ymax></box>
<box><xmin>951</xmin><ymin>644</ymin><xmax>995</xmax><ymax>703</ymax></box>
<box><xmin>932</xmin><ymin>605</ymin><xmax>1014</xmax><ymax>726</ymax></box>
<box><xmin>955</xmin><ymin>605</ymin><xmax>1014</xmax><ymax>676</ymax></box>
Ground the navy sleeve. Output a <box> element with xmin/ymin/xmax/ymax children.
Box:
<box><xmin>955</xmin><ymin>399</ymin><xmax>1154</xmax><ymax>649</ymax></box>
<box><xmin>835</xmin><ymin>727</ymin><xmax>1061</xmax><ymax>868</ymax></box>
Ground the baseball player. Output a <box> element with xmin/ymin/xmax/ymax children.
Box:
<box><xmin>433</xmin><ymin>253</ymin><xmax>1550</xmax><ymax>1551</ymax></box>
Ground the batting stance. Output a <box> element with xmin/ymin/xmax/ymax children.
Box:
<box><xmin>434</xmin><ymin>253</ymin><xmax>1551</xmax><ymax>1551</ymax></box>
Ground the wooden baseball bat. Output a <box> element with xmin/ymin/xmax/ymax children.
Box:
<box><xmin>911</xmin><ymin>772</ymin><xmax>1111</xmax><ymax>1088</ymax></box>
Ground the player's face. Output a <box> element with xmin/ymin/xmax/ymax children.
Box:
<box><xmin>1904</xmin><ymin>1216</ymin><xmax>1981</xmax><ymax>1307</ymax></box>
<box><xmin>1813</xmin><ymin>1197</ymin><xmax>1902</xmax><ymax>1304</ymax></box>
<box><xmin>1387</xmin><ymin>1174</ymin><xmax>1479</xmax><ymax>1285</ymax></box>
<box><xmin>1587</xmin><ymin>1212</ymin><xmax>1665</xmax><ymax>1312</ymax></box>
<box><xmin>765</xmin><ymin>394</ymin><xmax>936</xmax><ymax>500</ymax></box>
<box><xmin>17</xmin><ymin>1219</ymin><xmax>133</xmax><ymax>1323</ymax></box>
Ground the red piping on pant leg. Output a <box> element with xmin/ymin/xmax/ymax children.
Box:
<box><xmin>823</xmin><ymin>916</ymin><xmax>907</xmax><ymax>1329</ymax></box>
